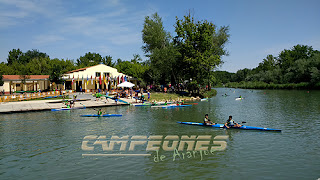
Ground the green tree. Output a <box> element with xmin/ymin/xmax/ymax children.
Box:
<box><xmin>278</xmin><ymin>45</ymin><xmax>314</xmax><ymax>74</ymax></box>
<box><xmin>7</xmin><ymin>49</ymin><xmax>23</xmax><ymax>65</ymax></box>
<box><xmin>22</xmin><ymin>49</ymin><xmax>49</xmax><ymax>64</ymax></box>
<box><xmin>257</xmin><ymin>54</ymin><xmax>276</xmax><ymax>72</ymax></box>
<box><xmin>49</xmin><ymin>63</ymin><xmax>64</xmax><ymax>85</ymax></box>
<box><xmin>115</xmin><ymin>55</ymin><xmax>149</xmax><ymax>80</ymax></box>
<box><xmin>142</xmin><ymin>12</ymin><xmax>177</xmax><ymax>85</ymax></box>
<box><xmin>213</xmin><ymin>71</ymin><xmax>235</xmax><ymax>84</ymax></box>
<box><xmin>174</xmin><ymin>12</ymin><xmax>229</xmax><ymax>91</ymax></box>
<box><xmin>18</xmin><ymin>65</ymin><xmax>30</xmax><ymax>91</ymax></box>
<box><xmin>104</xmin><ymin>55</ymin><xmax>115</xmax><ymax>67</ymax></box>
<box><xmin>76</xmin><ymin>52</ymin><xmax>103</xmax><ymax>68</ymax></box>
<box><xmin>149</xmin><ymin>44</ymin><xmax>179</xmax><ymax>84</ymax></box>
<box><xmin>0</xmin><ymin>62</ymin><xmax>14</xmax><ymax>75</ymax></box>
<box><xmin>26</xmin><ymin>57</ymin><xmax>50</xmax><ymax>75</ymax></box>
<box><xmin>142</xmin><ymin>12</ymin><xmax>170</xmax><ymax>54</ymax></box>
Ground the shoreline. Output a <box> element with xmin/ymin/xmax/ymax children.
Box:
<box><xmin>0</xmin><ymin>91</ymin><xmax>212</xmax><ymax>114</ymax></box>
<box><xmin>0</xmin><ymin>94</ymin><xmax>133</xmax><ymax>114</ymax></box>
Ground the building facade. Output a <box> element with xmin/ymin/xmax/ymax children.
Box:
<box><xmin>1</xmin><ymin>75</ymin><xmax>50</xmax><ymax>94</ymax></box>
<box><xmin>62</xmin><ymin>63</ymin><xmax>137</xmax><ymax>92</ymax></box>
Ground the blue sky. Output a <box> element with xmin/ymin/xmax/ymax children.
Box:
<box><xmin>0</xmin><ymin>0</ymin><xmax>319</xmax><ymax>72</ymax></box>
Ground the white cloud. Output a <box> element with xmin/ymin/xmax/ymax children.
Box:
<box><xmin>108</xmin><ymin>33</ymin><xmax>141</xmax><ymax>45</ymax></box>
<box><xmin>104</xmin><ymin>7</ymin><xmax>127</xmax><ymax>18</ymax></box>
<box><xmin>98</xmin><ymin>45</ymin><xmax>111</xmax><ymax>54</ymax></box>
<box><xmin>33</xmin><ymin>34</ymin><xmax>65</xmax><ymax>45</ymax></box>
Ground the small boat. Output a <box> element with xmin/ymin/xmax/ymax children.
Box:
<box><xmin>177</xmin><ymin>121</ymin><xmax>281</xmax><ymax>132</ymax></box>
<box><xmin>151</xmin><ymin>104</ymin><xmax>191</xmax><ymax>108</ymax></box>
<box><xmin>151</xmin><ymin>104</ymin><xmax>175</xmax><ymax>108</ymax></box>
<box><xmin>51</xmin><ymin>106</ymin><xmax>86</xmax><ymax>111</ymax></box>
<box><xmin>201</xmin><ymin>98</ymin><xmax>208</xmax><ymax>101</ymax></box>
<box><xmin>80</xmin><ymin>114</ymin><xmax>122</xmax><ymax>117</ymax></box>
<box><xmin>235</xmin><ymin>98</ymin><xmax>244</xmax><ymax>100</ymax></box>
<box><xmin>183</xmin><ymin>103</ymin><xmax>198</xmax><ymax>105</ymax></box>
<box><xmin>132</xmin><ymin>103</ymin><xmax>157</xmax><ymax>106</ymax></box>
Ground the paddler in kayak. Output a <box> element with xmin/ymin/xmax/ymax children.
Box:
<box><xmin>204</xmin><ymin>114</ymin><xmax>216</xmax><ymax>125</ymax></box>
<box><xmin>97</xmin><ymin>109</ymin><xmax>103</xmax><ymax>116</ymax></box>
<box><xmin>225</xmin><ymin>115</ymin><xmax>242</xmax><ymax>128</ymax></box>
<box><xmin>64</xmin><ymin>101</ymin><xmax>71</xmax><ymax>108</ymax></box>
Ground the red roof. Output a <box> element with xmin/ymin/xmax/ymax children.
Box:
<box><xmin>2</xmin><ymin>75</ymin><xmax>50</xmax><ymax>80</ymax></box>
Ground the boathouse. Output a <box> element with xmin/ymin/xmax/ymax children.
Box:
<box><xmin>62</xmin><ymin>63</ymin><xmax>137</xmax><ymax>92</ymax></box>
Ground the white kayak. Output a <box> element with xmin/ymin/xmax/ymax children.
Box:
<box><xmin>235</xmin><ymin>98</ymin><xmax>244</xmax><ymax>100</ymax></box>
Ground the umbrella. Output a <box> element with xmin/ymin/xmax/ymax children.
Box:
<box><xmin>117</xmin><ymin>81</ymin><xmax>135</xmax><ymax>88</ymax></box>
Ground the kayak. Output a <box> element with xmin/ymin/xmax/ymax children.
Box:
<box><xmin>80</xmin><ymin>114</ymin><xmax>122</xmax><ymax>117</ymax></box>
<box><xmin>235</xmin><ymin>98</ymin><xmax>244</xmax><ymax>100</ymax></box>
<box><xmin>151</xmin><ymin>104</ymin><xmax>175</xmax><ymax>108</ymax></box>
<box><xmin>151</xmin><ymin>104</ymin><xmax>192</xmax><ymax>108</ymax></box>
<box><xmin>182</xmin><ymin>103</ymin><xmax>198</xmax><ymax>105</ymax></box>
<box><xmin>133</xmin><ymin>104</ymin><xmax>157</xmax><ymax>106</ymax></box>
<box><xmin>103</xmin><ymin>95</ymin><xmax>129</xmax><ymax>104</ymax></box>
<box><xmin>132</xmin><ymin>102</ymin><xmax>174</xmax><ymax>106</ymax></box>
<box><xmin>177</xmin><ymin>122</ymin><xmax>281</xmax><ymax>132</ymax></box>
<box><xmin>51</xmin><ymin>106</ymin><xmax>86</xmax><ymax>111</ymax></box>
<box><xmin>162</xmin><ymin>105</ymin><xmax>192</xmax><ymax>108</ymax></box>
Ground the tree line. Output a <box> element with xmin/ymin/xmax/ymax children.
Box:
<box><xmin>214</xmin><ymin>44</ymin><xmax>320</xmax><ymax>89</ymax></box>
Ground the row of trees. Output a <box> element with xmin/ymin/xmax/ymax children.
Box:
<box><xmin>215</xmin><ymin>44</ymin><xmax>320</xmax><ymax>88</ymax></box>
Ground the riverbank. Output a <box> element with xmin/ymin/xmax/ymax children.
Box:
<box><xmin>0</xmin><ymin>90</ymin><xmax>218</xmax><ymax>113</ymax></box>
<box><xmin>0</xmin><ymin>93</ymin><xmax>134</xmax><ymax>114</ymax></box>
<box><xmin>149</xmin><ymin>89</ymin><xmax>217</xmax><ymax>102</ymax></box>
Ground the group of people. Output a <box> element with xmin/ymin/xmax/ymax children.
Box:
<box><xmin>204</xmin><ymin>114</ymin><xmax>242</xmax><ymax>128</ymax></box>
<box><xmin>134</xmin><ymin>90</ymin><xmax>151</xmax><ymax>103</ymax></box>
<box><xmin>63</xmin><ymin>95</ymin><xmax>77</xmax><ymax>108</ymax></box>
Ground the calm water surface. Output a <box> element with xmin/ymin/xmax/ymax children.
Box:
<box><xmin>0</xmin><ymin>88</ymin><xmax>319</xmax><ymax>179</ymax></box>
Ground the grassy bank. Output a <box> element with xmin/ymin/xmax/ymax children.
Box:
<box><xmin>148</xmin><ymin>93</ymin><xmax>189</xmax><ymax>102</ymax></box>
<box><xmin>200</xmin><ymin>89</ymin><xmax>217</xmax><ymax>98</ymax></box>
<box><xmin>224</xmin><ymin>81</ymin><xmax>320</xmax><ymax>89</ymax></box>
<box><xmin>149</xmin><ymin>89</ymin><xmax>217</xmax><ymax>102</ymax></box>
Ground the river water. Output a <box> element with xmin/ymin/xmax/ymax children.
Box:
<box><xmin>0</xmin><ymin>88</ymin><xmax>319</xmax><ymax>179</ymax></box>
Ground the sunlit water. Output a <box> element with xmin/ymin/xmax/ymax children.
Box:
<box><xmin>0</xmin><ymin>88</ymin><xmax>319</xmax><ymax>179</ymax></box>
